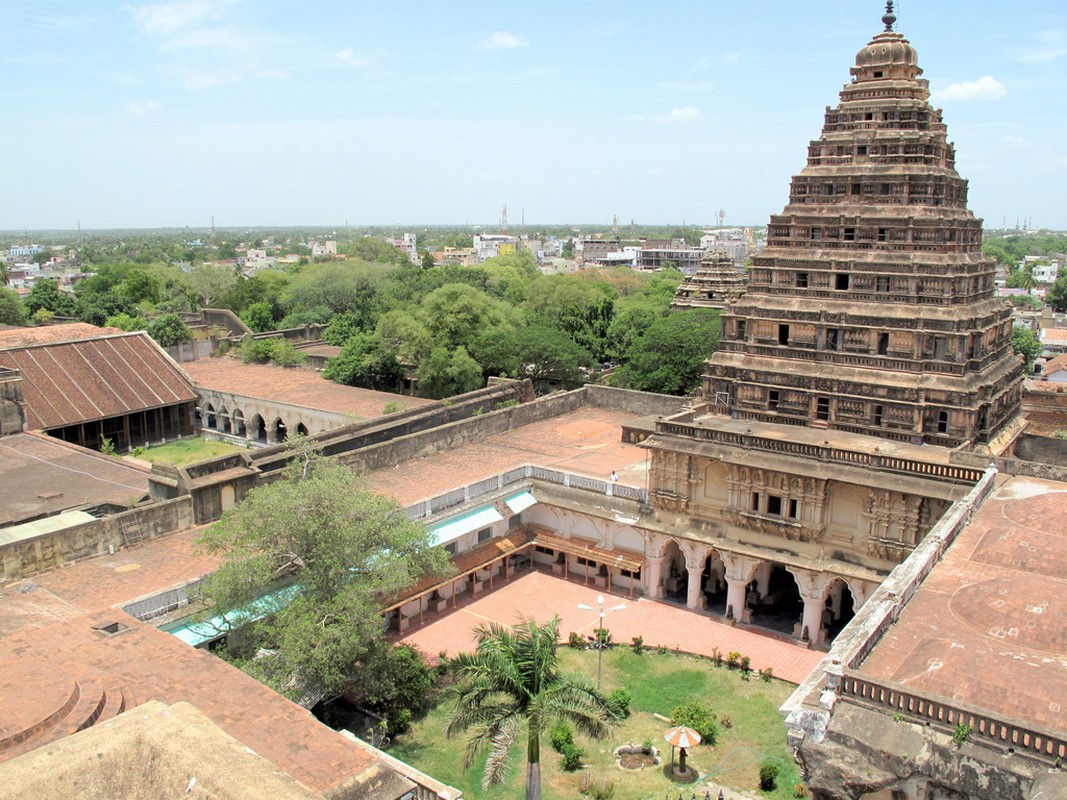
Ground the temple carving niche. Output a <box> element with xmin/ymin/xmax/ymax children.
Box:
<box><xmin>703</xmin><ymin>21</ymin><xmax>1024</xmax><ymax>448</ymax></box>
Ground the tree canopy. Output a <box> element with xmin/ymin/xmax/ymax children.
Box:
<box><xmin>196</xmin><ymin>449</ymin><xmax>453</xmax><ymax>697</ymax></box>
<box><xmin>446</xmin><ymin>616</ymin><xmax>618</xmax><ymax>799</ymax></box>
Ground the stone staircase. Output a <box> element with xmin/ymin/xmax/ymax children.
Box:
<box><xmin>0</xmin><ymin>676</ymin><xmax>135</xmax><ymax>762</ymax></box>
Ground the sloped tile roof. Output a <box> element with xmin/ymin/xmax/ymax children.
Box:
<box><xmin>0</xmin><ymin>331</ymin><xmax>196</xmax><ymax>430</ymax></box>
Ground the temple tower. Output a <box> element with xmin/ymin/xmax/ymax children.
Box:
<box><xmin>704</xmin><ymin>7</ymin><xmax>1023</xmax><ymax>448</ymax></box>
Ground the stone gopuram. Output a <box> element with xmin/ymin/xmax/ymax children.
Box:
<box><xmin>704</xmin><ymin>9</ymin><xmax>1023</xmax><ymax>449</ymax></box>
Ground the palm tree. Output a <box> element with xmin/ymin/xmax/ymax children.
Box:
<box><xmin>445</xmin><ymin>615</ymin><xmax>619</xmax><ymax>800</ymax></box>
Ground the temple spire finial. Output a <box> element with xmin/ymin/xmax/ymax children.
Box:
<box><xmin>882</xmin><ymin>1</ymin><xmax>897</xmax><ymax>32</ymax></box>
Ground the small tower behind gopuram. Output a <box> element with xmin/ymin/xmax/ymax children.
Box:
<box><xmin>672</xmin><ymin>251</ymin><xmax>746</xmax><ymax>310</ymax></box>
<box><xmin>704</xmin><ymin>7</ymin><xmax>1023</xmax><ymax>449</ymax></box>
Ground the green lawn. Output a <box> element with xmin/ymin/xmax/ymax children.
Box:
<box><xmin>389</xmin><ymin>647</ymin><xmax>805</xmax><ymax>800</ymax></box>
<box><xmin>133</xmin><ymin>438</ymin><xmax>243</xmax><ymax>465</ymax></box>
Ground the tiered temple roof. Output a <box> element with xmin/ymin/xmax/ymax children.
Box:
<box><xmin>672</xmin><ymin>251</ymin><xmax>746</xmax><ymax>310</ymax></box>
<box><xmin>703</xmin><ymin>13</ymin><xmax>1023</xmax><ymax>448</ymax></box>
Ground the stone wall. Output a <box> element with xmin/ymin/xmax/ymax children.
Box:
<box><xmin>1012</xmin><ymin>433</ymin><xmax>1067</xmax><ymax>467</ymax></box>
<box><xmin>582</xmin><ymin>384</ymin><xmax>693</xmax><ymax>417</ymax></box>
<box><xmin>0</xmin><ymin>497</ymin><xmax>194</xmax><ymax>582</ymax></box>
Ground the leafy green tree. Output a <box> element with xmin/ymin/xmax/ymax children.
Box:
<box><xmin>240</xmin><ymin>301</ymin><xmax>276</xmax><ymax>333</ymax></box>
<box><xmin>196</xmin><ymin>451</ymin><xmax>453</xmax><ymax>696</ymax></box>
<box><xmin>446</xmin><ymin>616</ymin><xmax>618</xmax><ymax>799</ymax></box>
<box><xmin>496</xmin><ymin>325</ymin><xmax>594</xmax><ymax>391</ymax></box>
<box><xmin>374</xmin><ymin>310</ymin><xmax>433</xmax><ymax>365</ymax></box>
<box><xmin>612</xmin><ymin>309</ymin><xmax>721</xmax><ymax>395</ymax></box>
<box><xmin>419</xmin><ymin>284</ymin><xmax>517</xmax><ymax>353</ymax></box>
<box><xmin>0</xmin><ymin>288</ymin><xmax>25</xmax><ymax>325</ymax></box>
<box><xmin>421</xmin><ymin>251</ymin><xmax>436</xmax><ymax>270</ymax></box>
<box><xmin>322</xmin><ymin>311</ymin><xmax>367</xmax><ymax>346</ymax></box>
<box><xmin>147</xmin><ymin>312</ymin><xmax>193</xmax><ymax>346</ymax></box>
<box><xmin>1011</xmin><ymin>326</ymin><xmax>1041</xmax><ymax>372</ymax></box>
<box><xmin>670</xmin><ymin>700</ymin><xmax>719</xmax><ymax>745</ymax></box>
<box><xmin>323</xmin><ymin>332</ymin><xmax>403</xmax><ymax>390</ymax></box>
<box><xmin>284</xmin><ymin>261</ymin><xmax>388</xmax><ymax>322</ymax></box>
<box><xmin>188</xmin><ymin>262</ymin><xmax>238</xmax><ymax>307</ymax></box>
<box><xmin>1047</xmin><ymin>273</ymin><xmax>1067</xmax><ymax>313</ymax></box>
<box><xmin>416</xmin><ymin>346</ymin><xmax>483</xmax><ymax>399</ymax></box>
<box><xmin>105</xmin><ymin>312</ymin><xmax>149</xmax><ymax>332</ymax></box>
<box><xmin>523</xmin><ymin>275</ymin><xmax>616</xmax><ymax>361</ymax></box>
<box><xmin>25</xmin><ymin>279</ymin><xmax>76</xmax><ymax>316</ymax></box>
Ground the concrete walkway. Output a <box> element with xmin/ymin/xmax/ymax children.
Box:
<box><xmin>397</xmin><ymin>570</ymin><xmax>824</xmax><ymax>685</ymax></box>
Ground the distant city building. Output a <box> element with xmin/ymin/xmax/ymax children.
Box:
<box><xmin>310</xmin><ymin>240</ymin><xmax>338</xmax><ymax>259</ymax></box>
<box><xmin>389</xmin><ymin>233</ymin><xmax>418</xmax><ymax>264</ymax></box>
<box><xmin>7</xmin><ymin>245</ymin><xmax>43</xmax><ymax>258</ymax></box>
<box><xmin>636</xmin><ymin>242</ymin><xmax>703</xmax><ymax>273</ymax></box>
<box><xmin>672</xmin><ymin>251</ymin><xmax>746</xmax><ymax>309</ymax></box>
<box><xmin>473</xmin><ymin>233</ymin><xmax>518</xmax><ymax>261</ymax></box>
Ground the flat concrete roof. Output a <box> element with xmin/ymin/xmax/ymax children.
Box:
<box><xmin>0</xmin><ymin>433</ymin><xmax>150</xmax><ymax>527</ymax></box>
<box><xmin>182</xmin><ymin>357</ymin><xmax>434</xmax><ymax>420</ymax></box>
<box><xmin>366</xmin><ymin>405</ymin><xmax>650</xmax><ymax>506</ymax></box>
<box><xmin>856</xmin><ymin>474</ymin><xmax>1067</xmax><ymax>735</ymax></box>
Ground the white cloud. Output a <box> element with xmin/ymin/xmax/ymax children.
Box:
<box><xmin>130</xmin><ymin>0</ymin><xmax>226</xmax><ymax>36</ymax></box>
<box><xmin>477</xmin><ymin>31</ymin><xmax>527</xmax><ymax>51</ymax></box>
<box><xmin>335</xmin><ymin>47</ymin><xmax>374</xmax><ymax>68</ymax></box>
<box><xmin>1017</xmin><ymin>30</ymin><xmax>1066</xmax><ymax>63</ymax></box>
<box><xmin>931</xmin><ymin>76</ymin><xmax>1006</xmax><ymax>103</ymax></box>
<box><xmin>659</xmin><ymin>79</ymin><xmax>715</xmax><ymax>91</ymax></box>
<box><xmin>656</xmin><ymin>107</ymin><xmax>701</xmax><ymax>123</ymax></box>
<box><xmin>126</xmin><ymin>100</ymin><xmax>162</xmax><ymax>115</ymax></box>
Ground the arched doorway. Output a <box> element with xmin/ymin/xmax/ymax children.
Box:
<box><xmin>661</xmin><ymin>540</ymin><xmax>686</xmax><ymax>602</ymax></box>
<box><xmin>206</xmin><ymin>404</ymin><xmax>217</xmax><ymax>430</ymax></box>
<box><xmin>250</xmin><ymin>414</ymin><xmax>267</xmax><ymax>444</ymax></box>
<box><xmin>701</xmin><ymin>549</ymin><xmax>727</xmax><ymax>614</ymax></box>
<box><xmin>274</xmin><ymin>418</ymin><xmax>287</xmax><ymax>443</ymax></box>
<box><xmin>748</xmin><ymin>564</ymin><xmax>804</xmax><ymax>636</ymax></box>
<box><xmin>822</xmin><ymin>578</ymin><xmax>856</xmax><ymax>642</ymax></box>
<box><xmin>232</xmin><ymin>409</ymin><xmax>246</xmax><ymax>437</ymax></box>
<box><xmin>217</xmin><ymin>406</ymin><xmax>230</xmax><ymax>434</ymax></box>
<box><xmin>296</xmin><ymin>422</ymin><xmax>309</xmax><ymax>436</ymax></box>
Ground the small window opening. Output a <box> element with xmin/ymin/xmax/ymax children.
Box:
<box><xmin>816</xmin><ymin>397</ymin><xmax>830</xmax><ymax>421</ymax></box>
<box><xmin>857</xmin><ymin>145</ymin><xmax>868</xmax><ymax>156</ymax></box>
<box><xmin>874</xmin><ymin>404</ymin><xmax>884</xmax><ymax>426</ymax></box>
<box><xmin>877</xmin><ymin>333</ymin><xmax>889</xmax><ymax>355</ymax></box>
<box><xmin>835</xmin><ymin>273</ymin><xmax>850</xmax><ymax>291</ymax></box>
<box><xmin>851</xmin><ymin>182</ymin><xmax>862</xmax><ymax>196</ymax></box>
<box><xmin>937</xmin><ymin>410</ymin><xmax>949</xmax><ymax>434</ymax></box>
<box><xmin>876</xmin><ymin>275</ymin><xmax>890</xmax><ymax>292</ymax></box>
<box><xmin>736</xmin><ymin>320</ymin><xmax>746</xmax><ymax>340</ymax></box>
<box><xmin>778</xmin><ymin>324</ymin><xmax>790</xmax><ymax>345</ymax></box>
<box><xmin>873</xmin><ymin>70</ymin><xmax>883</xmax><ymax>78</ymax></box>
<box><xmin>843</xmin><ymin>227</ymin><xmax>856</xmax><ymax>241</ymax></box>
<box><xmin>878</xmin><ymin>228</ymin><xmax>888</xmax><ymax>242</ymax></box>
<box><xmin>769</xmin><ymin>390</ymin><xmax>780</xmax><ymax>410</ymax></box>
<box><xmin>796</xmin><ymin>272</ymin><xmax>808</xmax><ymax>288</ymax></box>
<box><xmin>767</xmin><ymin>496</ymin><xmax>783</xmax><ymax>516</ymax></box>
<box><xmin>477</xmin><ymin>527</ymin><xmax>492</xmax><ymax>544</ymax></box>
<box><xmin>864</xmin><ymin>112</ymin><xmax>873</xmax><ymax>120</ymax></box>
<box><xmin>810</xmin><ymin>227</ymin><xmax>821</xmax><ymax>240</ymax></box>
<box><xmin>826</xmin><ymin>328</ymin><xmax>840</xmax><ymax>350</ymax></box>
<box><xmin>751</xmin><ymin>493</ymin><xmax>761</xmax><ymax>512</ymax></box>
<box><xmin>788</xmin><ymin>499</ymin><xmax>799</xmax><ymax>519</ymax></box>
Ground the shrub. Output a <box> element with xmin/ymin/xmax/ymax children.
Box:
<box><xmin>147</xmin><ymin>312</ymin><xmax>193</xmax><ymax>347</ymax></box>
<box><xmin>560</xmin><ymin>742</ymin><xmax>583</xmax><ymax>771</ymax></box>
<box><xmin>670</xmin><ymin>701</ymin><xmax>718</xmax><ymax>746</ymax></box>
<box><xmin>593</xmin><ymin>627</ymin><xmax>612</xmax><ymax>647</ymax></box>
<box><xmin>760</xmin><ymin>667</ymin><xmax>774</xmax><ymax>683</ymax></box>
<box><xmin>631</xmin><ymin>635</ymin><xmax>644</xmax><ymax>655</ymax></box>
<box><xmin>726</xmin><ymin>651</ymin><xmax>741</xmax><ymax>669</ymax></box>
<box><xmin>383</xmin><ymin>401</ymin><xmax>401</xmax><ymax>414</ymax></box>
<box><xmin>656</xmin><ymin>644</ymin><xmax>669</xmax><ymax>655</ymax></box>
<box><xmin>642</xmin><ymin>737</ymin><xmax>654</xmax><ymax>753</ymax></box>
<box><xmin>794</xmin><ymin>783</ymin><xmax>808</xmax><ymax>798</ymax></box>
<box><xmin>952</xmin><ymin>722</ymin><xmax>972</xmax><ymax>747</ymax></box>
<box><xmin>568</xmin><ymin>631</ymin><xmax>585</xmax><ymax>649</ymax></box>
<box><xmin>719</xmin><ymin>714</ymin><xmax>732</xmax><ymax>729</ymax></box>
<box><xmin>270</xmin><ymin>340</ymin><xmax>307</xmax><ymax>367</ymax></box>
<box><xmin>578</xmin><ymin>774</ymin><xmax>615</xmax><ymax>799</ymax></box>
<box><xmin>739</xmin><ymin>655</ymin><xmax>751</xmax><ymax>673</ymax></box>
<box><xmin>711</xmin><ymin>647</ymin><xmax>723</xmax><ymax>667</ymax></box>
<box><xmin>100</xmin><ymin>437</ymin><xmax>118</xmax><ymax>457</ymax></box>
<box><xmin>759</xmin><ymin>762</ymin><xmax>780</xmax><ymax>791</ymax></box>
<box><xmin>550</xmin><ymin>722</ymin><xmax>574</xmax><ymax>753</ymax></box>
<box><xmin>608</xmin><ymin>688</ymin><xmax>631</xmax><ymax>717</ymax></box>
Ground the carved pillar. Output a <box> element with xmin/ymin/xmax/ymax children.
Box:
<box><xmin>725</xmin><ymin>578</ymin><xmax>747</xmax><ymax>621</ymax></box>
<box><xmin>646</xmin><ymin>556</ymin><xmax>666</xmax><ymax>599</ymax></box>
<box><xmin>790</xmin><ymin>566</ymin><xmax>835</xmax><ymax>643</ymax></box>
<box><xmin>753</xmin><ymin>562</ymin><xmax>771</xmax><ymax>598</ymax></box>
<box><xmin>801</xmin><ymin>595</ymin><xmax>824</xmax><ymax>644</ymax></box>
<box><xmin>686</xmin><ymin>565</ymin><xmax>705</xmax><ymax>610</ymax></box>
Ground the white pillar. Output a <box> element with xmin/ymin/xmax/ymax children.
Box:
<box><xmin>753</xmin><ymin>562</ymin><xmax>771</xmax><ymax>598</ymax></box>
<box><xmin>686</xmin><ymin>565</ymin><xmax>705</xmax><ymax>610</ymax></box>
<box><xmin>646</xmin><ymin>556</ymin><xmax>666</xmax><ymax>599</ymax></box>
<box><xmin>725</xmin><ymin>578</ymin><xmax>747</xmax><ymax>621</ymax></box>
<box><xmin>801</xmin><ymin>596</ymin><xmax>824</xmax><ymax>644</ymax></box>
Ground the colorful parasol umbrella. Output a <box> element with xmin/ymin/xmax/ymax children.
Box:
<box><xmin>664</xmin><ymin>725</ymin><xmax>702</xmax><ymax>774</ymax></box>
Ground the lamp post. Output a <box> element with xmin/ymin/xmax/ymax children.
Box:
<box><xmin>577</xmin><ymin>593</ymin><xmax>626</xmax><ymax>691</ymax></box>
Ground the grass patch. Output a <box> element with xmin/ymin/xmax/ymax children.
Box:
<box><xmin>389</xmin><ymin>647</ymin><xmax>803</xmax><ymax>799</ymax></box>
<box><xmin>134</xmin><ymin>438</ymin><xmax>242</xmax><ymax>465</ymax></box>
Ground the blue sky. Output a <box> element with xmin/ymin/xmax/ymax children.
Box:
<box><xmin>3</xmin><ymin>1</ymin><xmax>1065</xmax><ymax>231</ymax></box>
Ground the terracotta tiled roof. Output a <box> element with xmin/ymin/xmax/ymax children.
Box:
<box><xmin>1042</xmin><ymin>353</ymin><xmax>1067</xmax><ymax>375</ymax></box>
<box><xmin>0</xmin><ymin>323</ymin><xmax>121</xmax><ymax>346</ymax></box>
<box><xmin>0</xmin><ymin>331</ymin><xmax>196</xmax><ymax>430</ymax></box>
<box><xmin>183</xmin><ymin>358</ymin><xmax>433</xmax><ymax>419</ymax></box>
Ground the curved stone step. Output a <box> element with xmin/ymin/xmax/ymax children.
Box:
<box><xmin>0</xmin><ymin>678</ymin><xmax>80</xmax><ymax>755</ymax></box>
<box><xmin>66</xmin><ymin>676</ymin><xmax>107</xmax><ymax>734</ymax></box>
